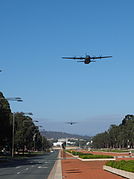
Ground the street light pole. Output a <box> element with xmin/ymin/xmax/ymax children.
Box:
<box><xmin>33</xmin><ymin>133</ymin><xmax>37</xmax><ymax>151</ymax></box>
<box><xmin>22</xmin><ymin>112</ymin><xmax>33</xmax><ymax>116</ymax></box>
<box><xmin>38</xmin><ymin>125</ymin><xmax>43</xmax><ymax>151</ymax></box>
<box><xmin>12</xmin><ymin>112</ymin><xmax>15</xmax><ymax>158</ymax></box>
<box><xmin>11</xmin><ymin>101</ymin><xmax>23</xmax><ymax>158</ymax></box>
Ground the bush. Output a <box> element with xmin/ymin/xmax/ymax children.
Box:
<box><xmin>79</xmin><ymin>154</ymin><xmax>113</xmax><ymax>159</ymax></box>
<box><xmin>66</xmin><ymin>150</ymin><xmax>113</xmax><ymax>159</ymax></box>
<box><xmin>66</xmin><ymin>150</ymin><xmax>93</xmax><ymax>156</ymax></box>
<box><xmin>106</xmin><ymin>160</ymin><xmax>134</xmax><ymax>173</ymax></box>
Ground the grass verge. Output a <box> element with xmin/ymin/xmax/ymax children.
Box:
<box><xmin>0</xmin><ymin>151</ymin><xmax>48</xmax><ymax>160</ymax></box>
<box><xmin>79</xmin><ymin>154</ymin><xmax>114</xmax><ymax>159</ymax></box>
<box><xmin>66</xmin><ymin>150</ymin><xmax>113</xmax><ymax>159</ymax></box>
<box><xmin>106</xmin><ymin>160</ymin><xmax>134</xmax><ymax>173</ymax></box>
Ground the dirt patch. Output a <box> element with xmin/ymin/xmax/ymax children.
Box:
<box><xmin>61</xmin><ymin>151</ymin><xmax>124</xmax><ymax>179</ymax></box>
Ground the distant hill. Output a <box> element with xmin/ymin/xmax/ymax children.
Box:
<box><xmin>41</xmin><ymin>131</ymin><xmax>90</xmax><ymax>140</ymax></box>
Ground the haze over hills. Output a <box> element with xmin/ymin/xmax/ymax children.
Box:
<box><xmin>41</xmin><ymin>131</ymin><xmax>90</xmax><ymax>140</ymax></box>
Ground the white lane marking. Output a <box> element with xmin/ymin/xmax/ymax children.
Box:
<box><xmin>16</xmin><ymin>167</ymin><xmax>29</xmax><ymax>174</ymax></box>
<box><xmin>16</xmin><ymin>166</ymin><xmax>21</xmax><ymax>169</ymax></box>
<box><xmin>38</xmin><ymin>166</ymin><xmax>48</xmax><ymax>169</ymax></box>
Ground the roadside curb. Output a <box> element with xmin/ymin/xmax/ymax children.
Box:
<box><xmin>115</xmin><ymin>156</ymin><xmax>134</xmax><ymax>159</ymax></box>
<box><xmin>66</xmin><ymin>152</ymin><xmax>115</xmax><ymax>161</ymax></box>
<box><xmin>47</xmin><ymin>150</ymin><xmax>62</xmax><ymax>179</ymax></box>
<box><xmin>103</xmin><ymin>165</ymin><xmax>134</xmax><ymax>179</ymax></box>
<box><xmin>78</xmin><ymin>157</ymin><xmax>115</xmax><ymax>161</ymax></box>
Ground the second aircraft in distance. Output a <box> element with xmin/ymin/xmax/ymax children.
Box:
<box><xmin>65</xmin><ymin>121</ymin><xmax>78</xmax><ymax>125</ymax></box>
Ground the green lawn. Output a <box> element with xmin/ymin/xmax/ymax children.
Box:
<box><xmin>0</xmin><ymin>151</ymin><xmax>48</xmax><ymax>160</ymax></box>
<box><xmin>93</xmin><ymin>149</ymin><xmax>129</xmax><ymax>153</ymax></box>
<box><xmin>66</xmin><ymin>150</ymin><xmax>114</xmax><ymax>159</ymax></box>
<box><xmin>106</xmin><ymin>160</ymin><xmax>134</xmax><ymax>173</ymax></box>
<box><xmin>79</xmin><ymin>154</ymin><xmax>114</xmax><ymax>159</ymax></box>
<box><xmin>67</xmin><ymin>150</ymin><xmax>93</xmax><ymax>156</ymax></box>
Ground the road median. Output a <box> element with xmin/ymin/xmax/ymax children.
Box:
<box><xmin>48</xmin><ymin>150</ymin><xmax>62</xmax><ymax>179</ymax></box>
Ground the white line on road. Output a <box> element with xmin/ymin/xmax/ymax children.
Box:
<box><xmin>16</xmin><ymin>166</ymin><xmax>21</xmax><ymax>169</ymax></box>
<box><xmin>38</xmin><ymin>166</ymin><xmax>48</xmax><ymax>169</ymax></box>
<box><xmin>17</xmin><ymin>167</ymin><xmax>29</xmax><ymax>175</ymax></box>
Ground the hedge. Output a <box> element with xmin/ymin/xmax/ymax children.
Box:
<box><xmin>106</xmin><ymin>160</ymin><xmax>134</xmax><ymax>173</ymax></box>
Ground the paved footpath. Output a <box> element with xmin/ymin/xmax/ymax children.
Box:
<box><xmin>61</xmin><ymin>151</ymin><xmax>124</xmax><ymax>179</ymax></box>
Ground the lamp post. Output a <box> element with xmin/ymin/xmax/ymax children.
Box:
<box><xmin>38</xmin><ymin>125</ymin><xmax>43</xmax><ymax>151</ymax></box>
<box><xmin>32</xmin><ymin>122</ymin><xmax>39</xmax><ymax>151</ymax></box>
<box><xmin>33</xmin><ymin>133</ymin><xmax>37</xmax><ymax>151</ymax></box>
<box><xmin>22</xmin><ymin>112</ymin><xmax>33</xmax><ymax>116</ymax></box>
<box><xmin>0</xmin><ymin>96</ymin><xmax>23</xmax><ymax>158</ymax></box>
<box><xmin>0</xmin><ymin>97</ymin><xmax>22</xmax><ymax>102</ymax></box>
<box><xmin>12</xmin><ymin>112</ymin><xmax>15</xmax><ymax>158</ymax></box>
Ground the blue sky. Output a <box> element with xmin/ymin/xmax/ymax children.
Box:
<box><xmin>0</xmin><ymin>0</ymin><xmax>134</xmax><ymax>135</ymax></box>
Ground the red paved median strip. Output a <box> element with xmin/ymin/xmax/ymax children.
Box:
<box><xmin>61</xmin><ymin>151</ymin><xmax>124</xmax><ymax>179</ymax></box>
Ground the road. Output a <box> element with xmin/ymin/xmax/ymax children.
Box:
<box><xmin>0</xmin><ymin>150</ymin><xmax>59</xmax><ymax>179</ymax></box>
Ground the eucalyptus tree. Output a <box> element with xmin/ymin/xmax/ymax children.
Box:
<box><xmin>92</xmin><ymin>132</ymin><xmax>109</xmax><ymax>148</ymax></box>
<box><xmin>107</xmin><ymin>125</ymin><xmax>119</xmax><ymax>148</ymax></box>
<box><xmin>120</xmin><ymin>115</ymin><xmax>134</xmax><ymax>148</ymax></box>
<box><xmin>0</xmin><ymin>92</ymin><xmax>12</xmax><ymax>150</ymax></box>
<box><xmin>92</xmin><ymin>115</ymin><xmax>134</xmax><ymax>149</ymax></box>
<box><xmin>14</xmin><ymin>112</ymin><xmax>38</xmax><ymax>152</ymax></box>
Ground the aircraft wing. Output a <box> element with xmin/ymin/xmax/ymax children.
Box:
<box><xmin>77</xmin><ymin>60</ymin><xmax>85</xmax><ymax>62</ymax></box>
<box><xmin>62</xmin><ymin>57</ymin><xmax>85</xmax><ymax>60</ymax></box>
<box><xmin>66</xmin><ymin>122</ymin><xmax>77</xmax><ymax>124</ymax></box>
<box><xmin>91</xmin><ymin>56</ymin><xmax>112</xmax><ymax>59</ymax></box>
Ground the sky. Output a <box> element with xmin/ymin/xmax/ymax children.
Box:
<box><xmin>0</xmin><ymin>0</ymin><xmax>134</xmax><ymax>135</ymax></box>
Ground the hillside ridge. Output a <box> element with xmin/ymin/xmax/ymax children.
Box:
<box><xmin>41</xmin><ymin>130</ymin><xmax>89</xmax><ymax>140</ymax></box>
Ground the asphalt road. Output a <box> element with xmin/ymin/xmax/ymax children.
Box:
<box><xmin>0</xmin><ymin>150</ymin><xmax>59</xmax><ymax>179</ymax></box>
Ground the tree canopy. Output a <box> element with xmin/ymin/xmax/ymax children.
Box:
<box><xmin>0</xmin><ymin>92</ymin><xmax>51</xmax><ymax>152</ymax></box>
<box><xmin>92</xmin><ymin>115</ymin><xmax>134</xmax><ymax>149</ymax></box>
<box><xmin>0</xmin><ymin>92</ymin><xmax>12</xmax><ymax>150</ymax></box>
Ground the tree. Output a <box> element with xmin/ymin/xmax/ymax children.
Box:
<box><xmin>0</xmin><ymin>92</ymin><xmax>12</xmax><ymax>150</ymax></box>
<box><xmin>92</xmin><ymin>114</ymin><xmax>134</xmax><ymax>149</ymax></box>
<box><xmin>14</xmin><ymin>112</ymin><xmax>38</xmax><ymax>152</ymax></box>
<box><xmin>14</xmin><ymin>112</ymin><xmax>51</xmax><ymax>152</ymax></box>
<box><xmin>0</xmin><ymin>91</ymin><xmax>52</xmax><ymax>153</ymax></box>
<box><xmin>107</xmin><ymin>125</ymin><xmax>119</xmax><ymax>148</ymax></box>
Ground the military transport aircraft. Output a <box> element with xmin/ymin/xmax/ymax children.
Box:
<box><xmin>66</xmin><ymin>121</ymin><xmax>77</xmax><ymax>125</ymax></box>
<box><xmin>62</xmin><ymin>55</ymin><xmax>112</xmax><ymax>64</ymax></box>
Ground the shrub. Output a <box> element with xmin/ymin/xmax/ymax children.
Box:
<box><xmin>79</xmin><ymin>154</ymin><xmax>113</xmax><ymax>159</ymax></box>
<box><xmin>66</xmin><ymin>150</ymin><xmax>93</xmax><ymax>156</ymax></box>
<box><xmin>106</xmin><ymin>160</ymin><xmax>134</xmax><ymax>173</ymax></box>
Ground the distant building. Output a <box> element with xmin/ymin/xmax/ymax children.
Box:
<box><xmin>53</xmin><ymin>141</ymin><xmax>63</xmax><ymax>147</ymax></box>
<box><xmin>53</xmin><ymin>138</ymin><xmax>77</xmax><ymax>147</ymax></box>
<box><xmin>53</xmin><ymin>138</ymin><xmax>67</xmax><ymax>147</ymax></box>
